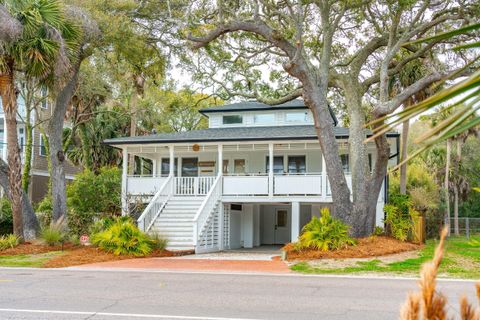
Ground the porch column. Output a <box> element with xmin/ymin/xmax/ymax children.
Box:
<box><xmin>218</xmin><ymin>144</ymin><xmax>223</xmax><ymax>176</ymax></box>
<box><xmin>168</xmin><ymin>145</ymin><xmax>174</xmax><ymax>177</ymax></box>
<box><xmin>321</xmin><ymin>155</ymin><xmax>327</xmax><ymax>200</ymax></box>
<box><xmin>268</xmin><ymin>143</ymin><xmax>274</xmax><ymax>197</ymax></box>
<box><xmin>121</xmin><ymin>148</ymin><xmax>128</xmax><ymax>216</ymax></box>
<box><xmin>291</xmin><ymin>201</ymin><xmax>300</xmax><ymax>242</ymax></box>
<box><xmin>152</xmin><ymin>160</ymin><xmax>157</xmax><ymax>176</ymax></box>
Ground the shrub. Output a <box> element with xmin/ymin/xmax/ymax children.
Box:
<box><xmin>384</xmin><ymin>204</ymin><xmax>414</xmax><ymax>241</ymax></box>
<box><xmin>0</xmin><ymin>234</ymin><xmax>19</xmax><ymax>250</ymax></box>
<box><xmin>0</xmin><ymin>198</ymin><xmax>13</xmax><ymax>235</ymax></box>
<box><xmin>90</xmin><ymin>217</ymin><xmax>153</xmax><ymax>256</ymax></box>
<box><xmin>295</xmin><ymin>208</ymin><xmax>355</xmax><ymax>251</ymax></box>
<box><xmin>40</xmin><ymin>220</ymin><xmax>67</xmax><ymax>246</ymax></box>
<box><xmin>67</xmin><ymin>209</ymin><xmax>96</xmax><ymax>236</ymax></box>
<box><xmin>372</xmin><ymin>226</ymin><xmax>384</xmax><ymax>236</ymax></box>
<box><xmin>67</xmin><ymin>167</ymin><xmax>121</xmax><ymax>215</ymax></box>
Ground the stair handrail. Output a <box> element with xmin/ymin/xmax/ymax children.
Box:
<box><xmin>137</xmin><ymin>175</ymin><xmax>173</xmax><ymax>232</ymax></box>
<box><xmin>192</xmin><ymin>175</ymin><xmax>222</xmax><ymax>245</ymax></box>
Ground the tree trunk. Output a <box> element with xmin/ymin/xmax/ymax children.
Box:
<box><xmin>0</xmin><ymin>62</ymin><xmax>24</xmax><ymax>238</ymax></box>
<box><xmin>399</xmin><ymin>119</ymin><xmax>409</xmax><ymax>195</ymax></box>
<box><xmin>453</xmin><ymin>139</ymin><xmax>461</xmax><ymax>236</ymax></box>
<box><xmin>48</xmin><ymin>62</ymin><xmax>81</xmax><ymax>223</ymax></box>
<box><xmin>342</xmin><ymin>80</ymin><xmax>372</xmax><ymax>235</ymax></box>
<box><xmin>303</xmin><ymin>89</ymin><xmax>355</xmax><ymax>231</ymax></box>
<box><xmin>0</xmin><ymin>158</ymin><xmax>39</xmax><ymax>239</ymax></box>
<box><xmin>444</xmin><ymin>139</ymin><xmax>451</xmax><ymax>232</ymax></box>
<box><xmin>21</xmin><ymin>105</ymin><xmax>33</xmax><ymax>193</ymax></box>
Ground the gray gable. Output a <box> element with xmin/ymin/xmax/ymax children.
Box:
<box><xmin>104</xmin><ymin>125</ymin><xmax>399</xmax><ymax>145</ymax></box>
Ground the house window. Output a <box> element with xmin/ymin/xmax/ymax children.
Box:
<box><xmin>41</xmin><ymin>87</ymin><xmax>48</xmax><ymax>109</ymax></box>
<box><xmin>134</xmin><ymin>157</ymin><xmax>153</xmax><ymax>176</ymax></box>
<box><xmin>340</xmin><ymin>154</ymin><xmax>349</xmax><ymax>173</ymax></box>
<box><xmin>234</xmin><ymin>159</ymin><xmax>246</xmax><ymax>174</ymax></box>
<box><xmin>266</xmin><ymin>156</ymin><xmax>284</xmax><ymax>174</ymax></box>
<box><xmin>222</xmin><ymin>115</ymin><xmax>243</xmax><ymax>125</ymax></box>
<box><xmin>181</xmin><ymin>157</ymin><xmax>198</xmax><ymax>177</ymax></box>
<box><xmin>276</xmin><ymin>210</ymin><xmax>288</xmax><ymax>227</ymax></box>
<box><xmin>368</xmin><ymin>153</ymin><xmax>373</xmax><ymax>172</ymax></box>
<box><xmin>288</xmin><ymin>156</ymin><xmax>306</xmax><ymax>174</ymax></box>
<box><xmin>161</xmin><ymin>158</ymin><xmax>178</xmax><ymax>176</ymax></box>
<box><xmin>285</xmin><ymin>112</ymin><xmax>308</xmax><ymax>123</ymax></box>
<box><xmin>253</xmin><ymin>113</ymin><xmax>275</xmax><ymax>124</ymax></box>
<box><xmin>39</xmin><ymin>134</ymin><xmax>48</xmax><ymax>156</ymax></box>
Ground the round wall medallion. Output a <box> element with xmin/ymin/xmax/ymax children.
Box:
<box><xmin>192</xmin><ymin>144</ymin><xmax>200</xmax><ymax>152</ymax></box>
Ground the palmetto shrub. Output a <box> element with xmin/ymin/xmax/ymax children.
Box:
<box><xmin>90</xmin><ymin>217</ymin><xmax>154</xmax><ymax>256</ymax></box>
<box><xmin>0</xmin><ymin>234</ymin><xmax>19</xmax><ymax>251</ymax></box>
<box><xmin>295</xmin><ymin>208</ymin><xmax>355</xmax><ymax>251</ymax></box>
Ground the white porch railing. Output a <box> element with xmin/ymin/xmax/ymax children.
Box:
<box><xmin>274</xmin><ymin>173</ymin><xmax>322</xmax><ymax>195</ymax></box>
<box><xmin>137</xmin><ymin>175</ymin><xmax>173</xmax><ymax>232</ymax></box>
<box><xmin>222</xmin><ymin>174</ymin><xmax>269</xmax><ymax>195</ymax></box>
<box><xmin>174</xmin><ymin>176</ymin><xmax>215</xmax><ymax>196</ymax></box>
<box><xmin>127</xmin><ymin>175</ymin><xmax>167</xmax><ymax>195</ymax></box>
<box><xmin>193</xmin><ymin>176</ymin><xmax>223</xmax><ymax>252</ymax></box>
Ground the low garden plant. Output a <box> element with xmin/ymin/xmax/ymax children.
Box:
<box><xmin>295</xmin><ymin>208</ymin><xmax>355</xmax><ymax>251</ymax></box>
<box><xmin>90</xmin><ymin>217</ymin><xmax>155</xmax><ymax>256</ymax></box>
<box><xmin>0</xmin><ymin>234</ymin><xmax>19</xmax><ymax>251</ymax></box>
<box><xmin>40</xmin><ymin>219</ymin><xmax>67</xmax><ymax>246</ymax></box>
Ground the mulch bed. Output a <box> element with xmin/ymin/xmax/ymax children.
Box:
<box><xmin>0</xmin><ymin>242</ymin><xmax>76</xmax><ymax>256</ymax></box>
<box><xmin>283</xmin><ymin>236</ymin><xmax>422</xmax><ymax>261</ymax></box>
<box><xmin>0</xmin><ymin>242</ymin><xmax>193</xmax><ymax>268</ymax></box>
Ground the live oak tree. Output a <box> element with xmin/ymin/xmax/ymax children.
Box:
<box><xmin>185</xmin><ymin>0</ymin><xmax>478</xmax><ymax>236</ymax></box>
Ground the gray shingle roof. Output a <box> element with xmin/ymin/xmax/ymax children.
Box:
<box><xmin>200</xmin><ymin>99</ymin><xmax>307</xmax><ymax>114</ymax></box>
<box><xmin>104</xmin><ymin>125</ymin><xmax>399</xmax><ymax>145</ymax></box>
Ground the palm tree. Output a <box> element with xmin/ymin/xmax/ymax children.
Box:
<box><xmin>0</xmin><ymin>0</ymin><xmax>79</xmax><ymax>238</ymax></box>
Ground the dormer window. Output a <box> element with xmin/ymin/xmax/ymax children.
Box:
<box><xmin>286</xmin><ymin>112</ymin><xmax>308</xmax><ymax>122</ymax></box>
<box><xmin>254</xmin><ymin>113</ymin><xmax>275</xmax><ymax>124</ymax></box>
<box><xmin>223</xmin><ymin>115</ymin><xmax>243</xmax><ymax>125</ymax></box>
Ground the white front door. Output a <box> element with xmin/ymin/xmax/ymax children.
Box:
<box><xmin>274</xmin><ymin>209</ymin><xmax>290</xmax><ymax>244</ymax></box>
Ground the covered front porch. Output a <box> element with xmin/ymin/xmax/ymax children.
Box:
<box><xmin>121</xmin><ymin>140</ymin><xmax>359</xmax><ymax>208</ymax></box>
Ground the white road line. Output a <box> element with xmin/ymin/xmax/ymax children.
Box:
<box><xmin>0</xmin><ymin>266</ymin><xmax>477</xmax><ymax>282</ymax></box>
<box><xmin>0</xmin><ymin>308</ymin><xmax>260</xmax><ymax>320</ymax></box>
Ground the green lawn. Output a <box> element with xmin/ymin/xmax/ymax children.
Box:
<box><xmin>0</xmin><ymin>252</ymin><xmax>63</xmax><ymax>267</ymax></box>
<box><xmin>291</xmin><ymin>236</ymin><xmax>480</xmax><ymax>279</ymax></box>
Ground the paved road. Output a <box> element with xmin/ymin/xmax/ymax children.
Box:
<box><xmin>0</xmin><ymin>268</ymin><xmax>476</xmax><ymax>320</ymax></box>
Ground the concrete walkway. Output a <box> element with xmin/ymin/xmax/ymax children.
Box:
<box><xmin>75</xmin><ymin>246</ymin><xmax>289</xmax><ymax>273</ymax></box>
<box><xmin>75</xmin><ymin>257</ymin><xmax>290</xmax><ymax>273</ymax></box>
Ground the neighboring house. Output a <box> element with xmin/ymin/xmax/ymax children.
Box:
<box><xmin>105</xmin><ymin>99</ymin><xmax>400</xmax><ymax>252</ymax></box>
<box><xmin>0</xmin><ymin>93</ymin><xmax>82</xmax><ymax>204</ymax></box>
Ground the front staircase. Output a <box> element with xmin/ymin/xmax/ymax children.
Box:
<box><xmin>136</xmin><ymin>175</ymin><xmax>224</xmax><ymax>253</ymax></box>
<box><xmin>150</xmin><ymin>197</ymin><xmax>204</xmax><ymax>251</ymax></box>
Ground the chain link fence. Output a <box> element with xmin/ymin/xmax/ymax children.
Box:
<box><xmin>448</xmin><ymin>217</ymin><xmax>480</xmax><ymax>238</ymax></box>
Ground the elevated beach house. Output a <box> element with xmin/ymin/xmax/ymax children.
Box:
<box><xmin>105</xmin><ymin>99</ymin><xmax>399</xmax><ymax>252</ymax></box>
